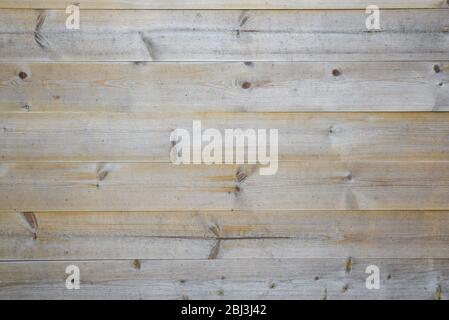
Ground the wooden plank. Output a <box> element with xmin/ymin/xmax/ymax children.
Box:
<box><xmin>1</xmin><ymin>161</ymin><xmax>449</xmax><ymax>211</ymax></box>
<box><xmin>1</xmin><ymin>62</ymin><xmax>448</xmax><ymax>112</ymax></box>
<box><xmin>0</xmin><ymin>0</ymin><xmax>447</xmax><ymax>9</ymax></box>
<box><xmin>2</xmin><ymin>210</ymin><xmax>449</xmax><ymax>260</ymax></box>
<box><xmin>2</xmin><ymin>112</ymin><xmax>449</xmax><ymax>162</ymax></box>
<box><xmin>0</xmin><ymin>259</ymin><xmax>447</xmax><ymax>299</ymax></box>
<box><xmin>1</xmin><ymin>9</ymin><xmax>449</xmax><ymax>61</ymax></box>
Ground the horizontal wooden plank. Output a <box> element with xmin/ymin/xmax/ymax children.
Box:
<box><xmin>1</xmin><ymin>9</ymin><xmax>449</xmax><ymax>61</ymax></box>
<box><xmin>2</xmin><ymin>112</ymin><xmax>449</xmax><ymax>162</ymax></box>
<box><xmin>1</xmin><ymin>162</ymin><xmax>449</xmax><ymax>211</ymax></box>
<box><xmin>1</xmin><ymin>62</ymin><xmax>448</xmax><ymax>112</ymax></box>
<box><xmin>0</xmin><ymin>0</ymin><xmax>447</xmax><ymax>9</ymax></box>
<box><xmin>2</xmin><ymin>210</ymin><xmax>449</xmax><ymax>260</ymax></box>
<box><xmin>0</xmin><ymin>259</ymin><xmax>447</xmax><ymax>299</ymax></box>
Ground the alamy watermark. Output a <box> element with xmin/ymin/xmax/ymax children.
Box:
<box><xmin>365</xmin><ymin>265</ymin><xmax>381</xmax><ymax>290</ymax></box>
<box><xmin>66</xmin><ymin>5</ymin><xmax>80</xmax><ymax>30</ymax></box>
<box><xmin>65</xmin><ymin>265</ymin><xmax>80</xmax><ymax>290</ymax></box>
<box><xmin>170</xmin><ymin>121</ymin><xmax>279</xmax><ymax>176</ymax></box>
<box><xmin>62</xmin><ymin>5</ymin><xmax>381</xmax><ymax>38</ymax></box>
<box><xmin>366</xmin><ymin>5</ymin><xmax>381</xmax><ymax>31</ymax></box>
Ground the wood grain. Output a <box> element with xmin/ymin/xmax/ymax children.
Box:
<box><xmin>1</xmin><ymin>9</ymin><xmax>448</xmax><ymax>61</ymax></box>
<box><xmin>2</xmin><ymin>210</ymin><xmax>449</xmax><ymax>260</ymax></box>
<box><xmin>2</xmin><ymin>3</ymin><xmax>449</xmax><ymax>301</ymax></box>
<box><xmin>1</xmin><ymin>62</ymin><xmax>448</xmax><ymax>112</ymax></box>
<box><xmin>1</xmin><ymin>161</ymin><xmax>449</xmax><ymax>211</ymax></box>
<box><xmin>0</xmin><ymin>0</ymin><xmax>447</xmax><ymax>9</ymax></box>
<box><xmin>0</xmin><ymin>259</ymin><xmax>447</xmax><ymax>299</ymax></box>
<box><xmin>2</xmin><ymin>112</ymin><xmax>449</xmax><ymax>162</ymax></box>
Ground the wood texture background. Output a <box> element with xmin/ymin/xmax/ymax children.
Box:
<box><xmin>1</xmin><ymin>9</ymin><xmax>449</xmax><ymax>61</ymax></box>
<box><xmin>0</xmin><ymin>0</ymin><xmax>448</xmax><ymax>9</ymax></box>
<box><xmin>0</xmin><ymin>0</ymin><xmax>449</xmax><ymax>300</ymax></box>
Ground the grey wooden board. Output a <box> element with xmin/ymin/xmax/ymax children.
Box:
<box><xmin>2</xmin><ymin>112</ymin><xmax>449</xmax><ymax>162</ymax></box>
<box><xmin>0</xmin><ymin>0</ymin><xmax>447</xmax><ymax>9</ymax></box>
<box><xmin>1</xmin><ymin>62</ymin><xmax>448</xmax><ymax>112</ymax></box>
<box><xmin>0</xmin><ymin>259</ymin><xmax>447</xmax><ymax>299</ymax></box>
<box><xmin>1</xmin><ymin>9</ymin><xmax>449</xmax><ymax>61</ymax></box>
<box><xmin>2</xmin><ymin>162</ymin><xmax>449</xmax><ymax>211</ymax></box>
<box><xmin>2</xmin><ymin>210</ymin><xmax>449</xmax><ymax>260</ymax></box>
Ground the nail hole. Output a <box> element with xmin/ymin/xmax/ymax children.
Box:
<box><xmin>18</xmin><ymin>72</ymin><xmax>28</xmax><ymax>80</ymax></box>
<box><xmin>346</xmin><ymin>173</ymin><xmax>353</xmax><ymax>181</ymax></box>
<box><xmin>242</xmin><ymin>82</ymin><xmax>251</xmax><ymax>89</ymax></box>
<box><xmin>434</xmin><ymin>65</ymin><xmax>441</xmax><ymax>73</ymax></box>
<box><xmin>332</xmin><ymin>69</ymin><xmax>341</xmax><ymax>77</ymax></box>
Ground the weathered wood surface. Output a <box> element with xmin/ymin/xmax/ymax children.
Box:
<box><xmin>2</xmin><ymin>162</ymin><xmax>449</xmax><ymax>211</ymax></box>
<box><xmin>1</xmin><ymin>0</ymin><xmax>447</xmax><ymax>9</ymax></box>
<box><xmin>0</xmin><ymin>259</ymin><xmax>447</xmax><ymax>300</ymax></box>
<box><xmin>2</xmin><ymin>210</ymin><xmax>449</xmax><ymax>260</ymax></box>
<box><xmin>1</xmin><ymin>62</ymin><xmax>447</xmax><ymax>112</ymax></box>
<box><xmin>1</xmin><ymin>3</ymin><xmax>449</xmax><ymax>300</ymax></box>
<box><xmin>1</xmin><ymin>9</ymin><xmax>449</xmax><ymax>61</ymax></box>
<box><xmin>2</xmin><ymin>112</ymin><xmax>449</xmax><ymax>162</ymax></box>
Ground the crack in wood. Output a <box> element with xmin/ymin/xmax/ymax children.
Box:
<box><xmin>238</xmin><ymin>11</ymin><xmax>250</xmax><ymax>27</ymax></box>
<box><xmin>34</xmin><ymin>11</ymin><xmax>50</xmax><ymax>50</ymax></box>
<box><xmin>208</xmin><ymin>239</ymin><xmax>222</xmax><ymax>260</ymax></box>
<box><xmin>139</xmin><ymin>32</ymin><xmax>155</xmax><ymax>61</ymax></box>
<box><xmin>96</xmin><ymin>163</ymin><xmax>110</xmax><ymax>182</ymax></box>
<box><xmin>435</xmin><ymin>284</ymin><xmax>442</xmax><ymax>300</ymax></box>
<box><xmin>345</xmin><ymin>257</ymin><xmax>353</xmax><ymax>274</ymax></box>
<box><xmin>209</xmin><ymin>224</ymin><xmax>221</xmax><ymax>238</ymax></box>
<box><xmin>19</xmin><ymin>212</ymin><xmax>38</xmax><ymax>239</ymax></box>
